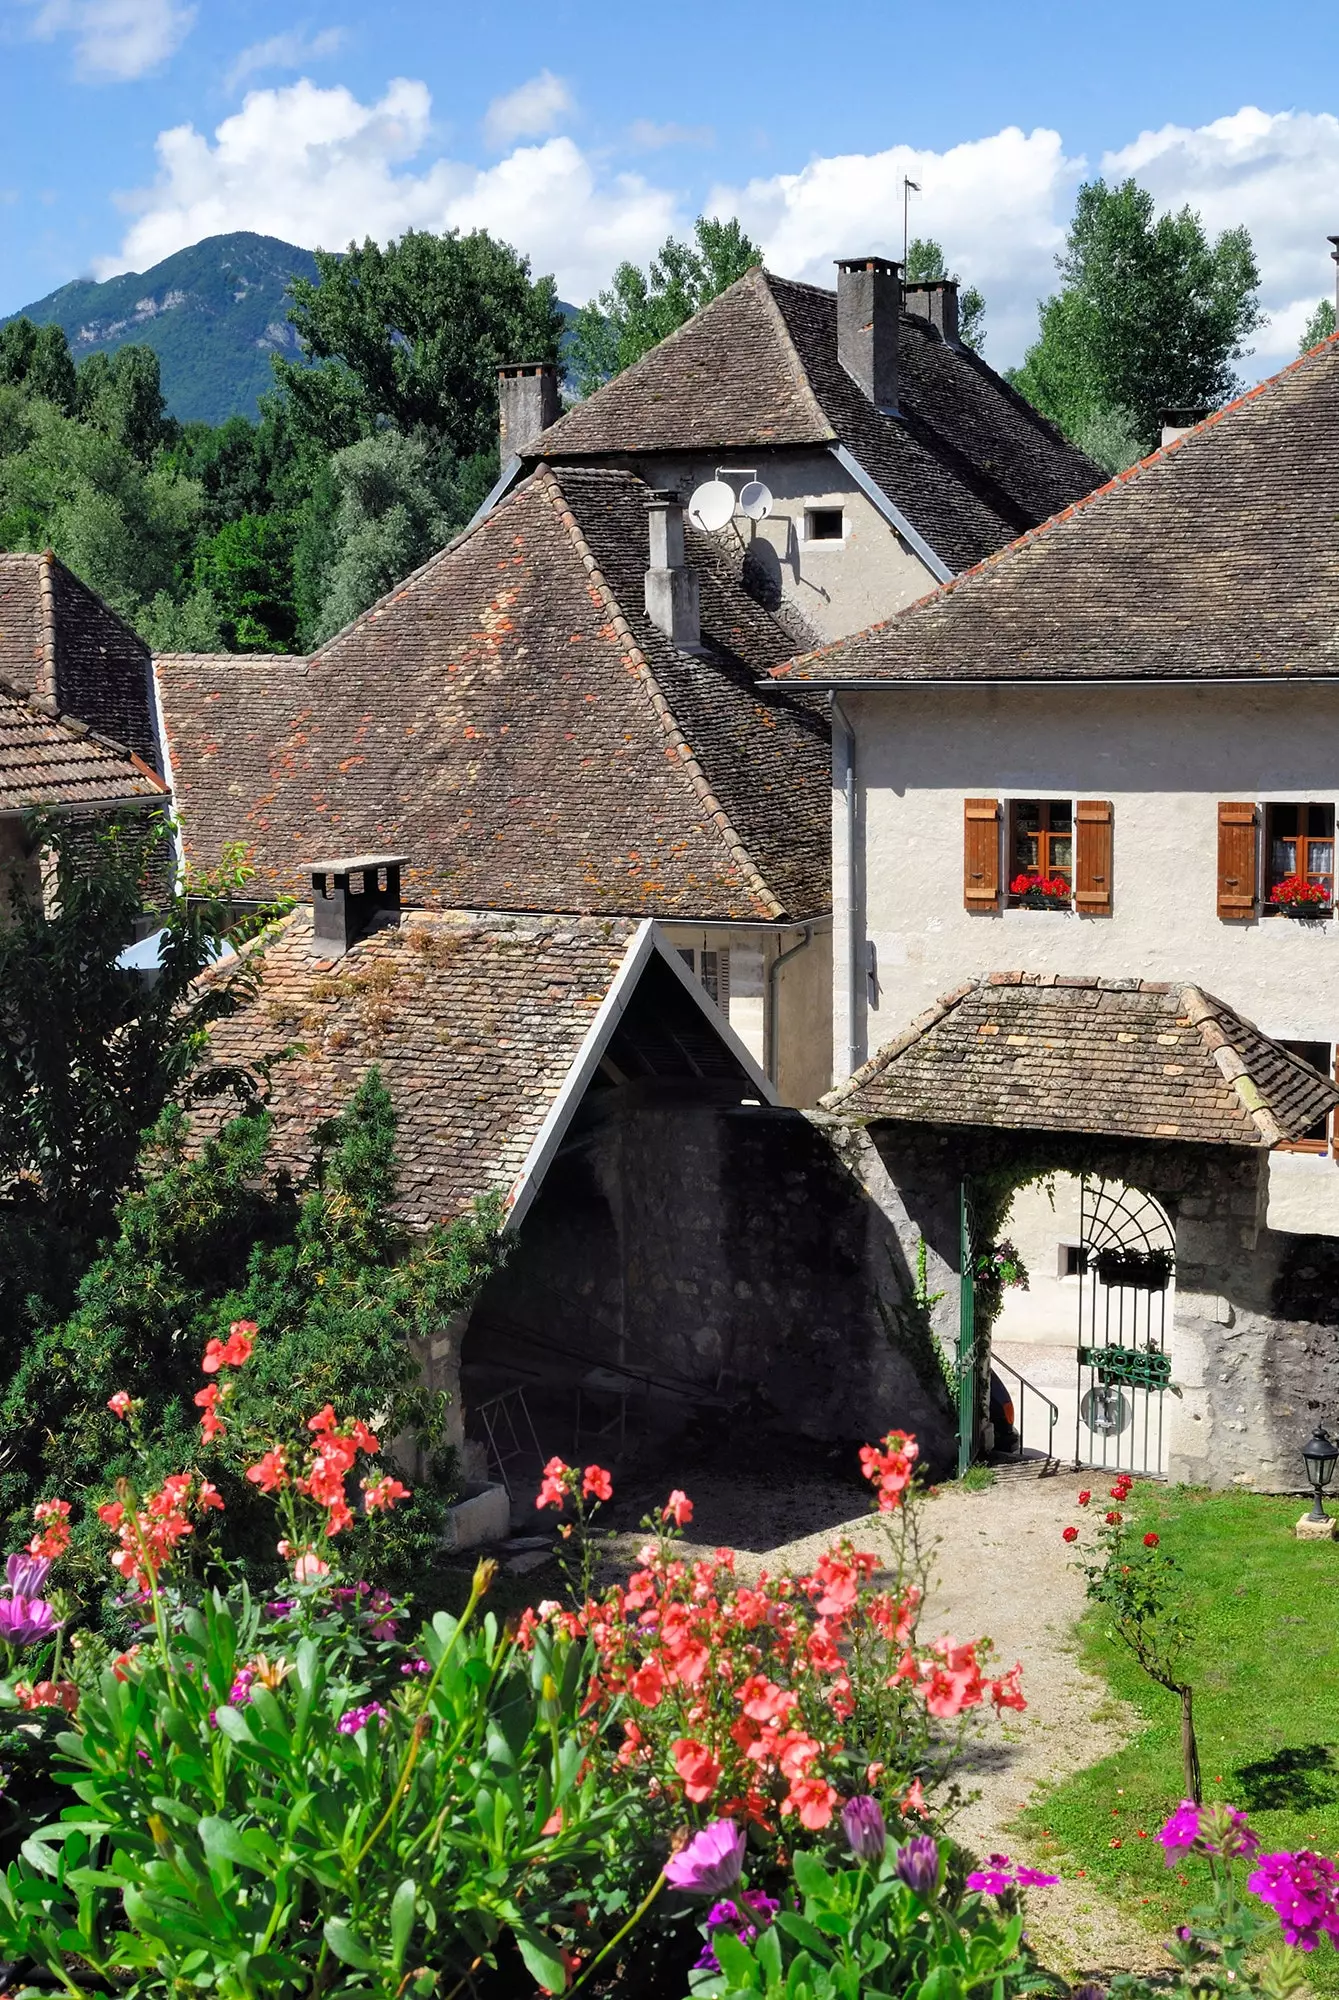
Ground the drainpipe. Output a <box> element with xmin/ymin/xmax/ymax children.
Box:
<box><xmin>766</xmin><ymin>923</ymin><xmax>814</xmax><ymax>1090</ymax></box>
<box><xmin>831</xmin><ymin>697</ymin><xmax>860</xmax><ymax>1079</ymax></box>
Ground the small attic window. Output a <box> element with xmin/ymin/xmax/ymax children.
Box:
<box><xmin>805</xmin><ymin>507</ymin><xmax>845</xmax><ymax>543</ymax></box>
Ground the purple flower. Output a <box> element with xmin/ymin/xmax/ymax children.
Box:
<box><xmin>1072</xmin><ymin>1986</ymin><xmax>1105</xmax><ymax>2000</ymax></box>
<box><xmin>228</xmin><ymin>1668</ymin><xmax>255</xmax><ymax>1707</ymax></box>
<box><xmin>1248</xmin><ymin>1851</ymin><xmax>1339</xmax><ymax>1951</ymax></box>
<box><xmin>1158</xmin><ymin>1801</ymin><xmax>1203</xmax><ymax>1860</ymax></box>
<box><xmin>895</xmin><ymin>1835</ymin><xmax>941</xmax><ymax>1898</ymax></box>
<box><xmin>694</xmin><ymin>1888</ymin><xmax>778</xmax><ymax>1969</ymax></box>
<box><xmin>0</xmin><ymin>1594</ymin><xmax>59</xmax><ymax>1649</ymax></box>
<box><xmin>6</xmin><ymin>1554</ymin><xmax>51</xmax><ymax>1599</ymax></box>
<box><xmin>967</xmin><ymin>1863</ymin><xmax>1015</xmax><ymax>1897</ymax></box>
<box><xmin>337</xmin><ymin>1701</ymin><xmax>389</xmax><ymax>1735</ymax></box>
<box><xmin>400</xmin><ymin>1656</ymin><xmax>429</xmax><ymax>1676</ymax></box>
<box><xmin>1015</xmin><ymin>1865</ymin><xmax>1060</xmax><ymax>1888</ymax></box>
<box><xmin>842</xmin><ymin>1795</ymin><xmax>887</xmax><ymax>1863</ymax></box>
<box><xmin>665</xmin><ymin>1819</ymin><xmax>746</xmax><ymax>1894</ymax></box>
<box><xmin>265</xmin><ymin>1599</ymin><xmax>296</xmax><ymax>1619</ymax></box>
<box><xmin>965</xmin><ymin>1853</ymin><xmax>1056</xmax><ymax>1897</ymax></box>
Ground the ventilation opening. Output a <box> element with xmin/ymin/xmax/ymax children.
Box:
<box><xmin>805</xmin><ymin>507</ymin><xmax>844</xmax><ymax>543</ymax></box>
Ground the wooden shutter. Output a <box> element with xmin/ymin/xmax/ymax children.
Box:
<box><xmin>1216</xmin><ymin>802</ymin><xmax>1258</xmax><ymax>920</ymax></box>
<box><xmin>1075</xmin><ymin>800</ymin><xmax>1113</xmax><ymax>915</ymax></box>
<box><xmin>964</xmin><ymin>798</ymin><xmax>1001</xmax><ymax>910</ymax></box>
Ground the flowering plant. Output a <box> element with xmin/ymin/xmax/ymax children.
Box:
<box><xmin>1269</xmin><ymin>873</ymin><xmax>1330</xmax><ymax>910</ymax></box>
<box><xmin>1009</xmin><ymin>872</ymin><xmax>1071</xmax><ymax>907</ymax></box>
<box><xmin>520</xmin><ymin>1434</ymin><xmax>1025</xmax><ymax>1846</ymax></box>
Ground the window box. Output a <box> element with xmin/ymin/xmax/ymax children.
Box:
<box><xmin>1279</xmin><ymin>901</ymin><xmax>1332</xmax><ymax>920</ymax></box>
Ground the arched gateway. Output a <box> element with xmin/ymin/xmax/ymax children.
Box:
<box><xmin>822</xmin><ymin>973</ymin><xmax>1339</xmax><ymax>1485</ymax></box>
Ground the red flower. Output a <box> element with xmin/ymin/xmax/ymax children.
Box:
<box><xmin>672</xmin><ymin>1737</ymin><xmax>722</xmax><ymax>1803</ymax></box>
<box><xmin>1077</xmin><ymin>1490</ymin><xmax>1091</xmax><ymax>1505</ymax></box>
<box><xmin>1143</xmin><ymin>1531</ymin><xmax>1160</xmax><ymax>1547</ymax></box>
<box><xmin>662</xmin><ymin>1489</ymin><xmax>693</xmax><ymax>1527</ymax></box>
<box><xmin>29</xmin><ymin>1499</ymin><xmax>71</xmax><ymax>1561</ymax></box>
<box><xmin>246</xmin><ymin>1448</ymin><xmax>288</xmax><ymax>1494</ymax></box>
<box><xmin>1062</xmin><ymin>1525</ymin><xmax>1079</xmax><ymax>1543</ymax></box>
<box><xmin>1105</xmin><ymin>1510</ymin><xmax>1122</xmax><ymax>1525</ymax></box>
<box><xmin>536</xmin><ymin>1456</ymin><xmax>571</xmax><ymax>1511</ymax></box>
<box><xmin>582</xmin><ymin>1465</ymin><xmax>613</xmax><ymax>1502</ymax></box>
<box><xmin>202</xmin><ymin>1324</ymin><xmax>255</xmax><ymax>1374</ymax></box>
<box><xmin>362</xmin><ymin>1474</ymin><xmax>411</xmax><ymax>1513</ymax></box>
<box><xmin>107</xmin><ymin>1391</ymin><xmax>133</xmax><ymax>1420</ymax></box>
<box><xmin>198</xmin><ymin>1481</ymin><xmax>224</xmax><ymax>1512</ymax></box>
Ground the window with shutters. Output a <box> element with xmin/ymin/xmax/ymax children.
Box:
<box><xmin>678</xmin><ymin>946</ymin><xmax>731</xmax><ymax>1015</ymax></box>
<box><xmin>1009</xmin><ymin>800</ymin><xmax>1072</xmax><ymax>904</ymax></box>
<box><xmin>1264</xmin><ymin>804</ymin><xmax>1334</xmax><ymax>908</ymax></box>
<box><xmin>1216</xmin><ymin>802</ymin><xmax>1259</xmax><ymax>919</ymax></box>
<box><xmin>1276</xmin><ymin>1039</ymin><xmax>1335</xmax><ymax>1154</ymax></box>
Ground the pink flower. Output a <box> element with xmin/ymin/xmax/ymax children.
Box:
<box><xmin>662</xmin><ymin>1489</ymin><xmax>693</xmax><ymax>1527</ymax></box>
<box><xmin>362</xmin><ymin>1475</ymin><xmax>411</xmax><ymax>1513</ymax></box>
<box><xmin>246</xmin><ymin>1448</ymin><xmax>288</xmax><ymax>1494</ymax></box>
<box><xmin>672</xmin><ymin>1737</ymin><xmax>722</xmax><ymax>1803</ymax></box>
<box><xmin>582</xmin><ymin>1465</ymin><xmax>613</xmax><ymax>1502</ymax></box>
<box><xmin>664</xmin><ymin>1819</ymin><xmax>745</xmax><ymax>1893</ymax></box>
<box><xmin>536</xmin><ymin>1456</ymin><xmax>570</xmax><ymax>1511</ymax></box>
<box><xmin>1249</xmin><ymin>1851</ymin><xmax>1339</xmax><ymax>1950</ymax></box>
<box><xmin>202</xmin><ymin>1323</ymin><xmax>255</xmax><ymax>1374</ymax></box>
<box><xmin>292</xmin><ymin>1551</ymin><xmax>330</xmax><ymax>1583</ymax></box>
<box><xmin>107</xmin><ymin>1391</ymin><xmax>133</xmax><ymax>1420</ymax></box>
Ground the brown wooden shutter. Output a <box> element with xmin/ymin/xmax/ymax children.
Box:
<box><xmin>964</xmin><ymin>798</ymin><xmax>1001</xmax><ymax>910</ymax></box>
<box><xmin>1217</xmin><ymin>802</ymin><xmax>1258</xmax><ymax>920</ymax></box>
<box><xmin>1075</xmin><ymin>799</ymin><xmax>1113</xmax><ymax>915</ymax></box>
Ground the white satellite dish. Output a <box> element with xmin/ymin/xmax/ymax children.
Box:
<box><xmin>688</xmin><ymin>478</ymin><xmax>735</xmax><ymax>533</ymax></box>
<box><xmin>738</xmin><ymin>480</ymin><xmax>774</xmax><ymax>522</ymax></box>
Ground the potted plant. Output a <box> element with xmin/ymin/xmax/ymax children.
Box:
<box><xmin>1010</xmin><ymin>871</ymin><xmax>1071</xmax><ymax>911</ymax></box>
<box><xmin>1270</xmin><ymin>873</ymin><xmax>1331</xmax><ymax>919</ymax></box>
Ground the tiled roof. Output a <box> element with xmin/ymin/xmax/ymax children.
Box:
<box><xmin>0</xmin><ymin>553</ymin><xmax>160</xmax><ymax>767</ymax></box>
<box><xmin>775</xmin><ymin>335</ymin><xmax>1339</xmax><ymax>684</ymax></box>
<box><xmin>823</xmin><ymin>973</ymin><xmax>1339</xmax><ymax>1148</ymax></box>
<box><xmin>0</xmin><ymin>677</ymin><xmax>165</xmax><ymax>811</ymax></box>
<box><xmin>530</xmin><ymin>268</ymin><xmax>1101</xmax><ymax>573</ymax></box>
<box><xmin>157</xmin><ymin>465</ymin><xmax>829</xmax><ymax>920</ymax></box>
<box><xmin>193</xmin><ymin>910</ymin><xmax>759</xmax><ymax>1229</ymax></box>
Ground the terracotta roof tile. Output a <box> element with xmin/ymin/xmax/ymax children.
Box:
<box><xmin>0</xmin><ymin>553</ymin><xmax>160</xmax><ymax>767</ymax></box>
<box><xmin>0</xmin><ymin>679</ymin><xmax>165</xmax><ymax>811</ymax></box>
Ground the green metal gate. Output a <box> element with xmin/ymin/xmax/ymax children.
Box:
<box><xmin>1075</xmin><ymin>1177</ymin><xmax>1175</xmax><ymax>1477</ymax></box>
<box><xmin>958</xmin><ymin>1180</ymin><xmax>981</xmax><ymax>1476</ymax></box>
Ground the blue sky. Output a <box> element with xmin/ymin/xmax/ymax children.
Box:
<box><xmin>4</xmin><ymin>0</ymin><xmax>1339</xmax><ymax>372</ymax></box>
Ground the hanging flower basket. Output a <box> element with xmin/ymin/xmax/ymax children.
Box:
<box><xmin>1271</xmin><ymin>874</ymin><xmax>1331</xmax><ymax>919</ymax></box>
<box><xmin>1010</xmin><ymin>871</ymin><xmax>1071</xmax><ymax>911</ymax></box>
<box><xmin>1091</xmin><ymin>1245</ymin><xmax>1175</xmax><ymax>1292</ymax></box>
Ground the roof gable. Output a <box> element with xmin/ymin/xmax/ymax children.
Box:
<box><xmin>0</xmin><ymin>553</ymin><xmax>159</xmax><ymax>768</ymax></box>
<box><xmin>156</xmin><ymin>466</ymin><xmax>829</xmax><ymax>920</ymax></box>
<box><xmin>0</xmin><ymin>675</ymin><xmax>165</xmax><ymax>813</ymax></box>
<box><xmin>781</xmin><ymin>335</ymin><xmax>1339</xmax><ymax>685</ymax></box>
<box><xmin>823</xmin><ymin>973</ymin><xmax>1339</xmax><ymax>1147</ymax></box>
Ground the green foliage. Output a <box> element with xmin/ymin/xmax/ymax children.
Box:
<box><xmin>307</xmin><ymin>430</ymin><xmax>467</xmax><ymax>645</ymax></box>
<box><xmin>0</xmin><ymin>1572</ymin><xmax>624</xmax><ymax>1999</ymax></box>
<box><xmin>1299</xmin><ymin>298</ymin><xmax>1337</xmax><ymax>353</ymax></box>
<box><xmin>191</xmin><ymin>512</ymin><xmax>297</xmax><ymax>651</ymax></box>
<box><xmin>278</xmin><ymin>227</ymin><xmax>563</xmax><ymax>459</ymax></box>
<box><xmin>1</xmin><ymin>1072</ymin><xmax>504</xmax><ymax>1604</ymax></box>
<box><xmin>74</xmin><ymin>345</ymin><xmax>174</xmax><ymax>462</ymax></box>
<box><xmin>904</xmin><ymin>238</ymin><xmax>987</xmax><ymax>354</ymax></box>
<box><xmin>1010</xmin><ymin>177</ymin><xmax>1263</xmax><ymax>464</ymax></box>
<box><xmin>0</xmin><ymin>318</ymin><xmax>77</xmax><ymax>414</ymax></box>
<box><xmin>569</xmin><ymin>216</ymin><xmax>762</xmax><ymax>395</ymax></box>
<box><xmin>876</xmin><ymin>1236</ymin><xmax>955</xmax><ymax>1408</ymax></box>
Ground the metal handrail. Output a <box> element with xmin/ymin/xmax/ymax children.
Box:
<box><xmin>991</xmin><ymin>1354</ymin><xmax>1059</xmax><ymax>1464</ymax></box>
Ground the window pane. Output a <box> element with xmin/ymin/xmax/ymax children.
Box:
<box><xmin>1309</xmin><ymin>804</ymin><xmax>1336</xmax><ymax>838</ymax></box>
<box><xmin>1308</xmin><ymin>842</ymin><xmax>1334</xmax><ymax>883</ymax></box>
<box><xmin>1272</xmin><ymin>803</ymin><xmax>1300</xmax><ymax>838</ymax></box>
<box><xmin>1271</xmin><ymin>837</ymin><xmax>1298</xmax><ymax>882</ymax></box>
<box><xmin>1014</xmin><ymin>801</ymin><xmax>1040</xmax><ymax>831</ymax></box>
<box><xmin>700</xmin><ymin>950</ymin><xmax>720</xmax><ymax>1004</ymax></box>
<box><xmin>1048</xmin><ymin>802</ymin><xmax>1073</xmax><ymax>833</ymax></box>
<box><xmin>1049</xmin><ymin>837</ymin><xmax>1073</xmax><ymax>877</ymax></box>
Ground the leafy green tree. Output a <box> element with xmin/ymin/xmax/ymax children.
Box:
<box><xmin>75</xmin><ymin>344</ymin><xmax>174</xmax><ymax>461</ymax></box>
<box><xmin>276</xmin><ymin>227</ymin><xmax>563</xmax><ymax>460</ymax></box>
<box><xmin>904</xmin><ymin>237</ymin><xmax>987</xmax><ymax>353</ymax></box>
<box><xmin>0</xmin><ymin>811</ymin><xmax>271</xmax><ymax>1331</ymax></box>
<box><xmin>308</xmin><ymin>429</ymin><xmax>468</xmax><ymax>645</ymax></box>
<box><xmin>1299</xmin><ymin>298</ymin><xmax>1336</xmax><ymax>353</ymax></box>
<box><xmin>191</xmin><ymin>511</ymin><xmax>297</xmax><ymax>651</ymax></box>
<box><xmin>0</xmin><ymin>318</ymin><xmax>77</xmax><ymax>414</ymax></box>
<box><xmin>1010</xmin><ymin>177</ymin><xmax>1263</xmax><ymax>467</ymax></box>
<box><xmin>569</xmin><ymin>216</ymin><xmax>762</xmax><ymax>395</ymax></box>
<box><xmin>137</xmin><ymin>586</ymin><xmax>226</xmax><ymax>653</ymax></box>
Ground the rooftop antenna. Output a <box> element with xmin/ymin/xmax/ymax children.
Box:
<box><xmin>903</xmin><ymin>176</ymin><xmax>921</xmax><ymax>266</ymax></box>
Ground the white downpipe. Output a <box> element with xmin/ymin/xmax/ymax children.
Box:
<box><xmin>832</xmin><ymin>697</ymin><xmax>860</xmax><ymax>1080</ymax></box>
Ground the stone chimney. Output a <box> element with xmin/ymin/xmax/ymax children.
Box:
<box><xmin>835</xmin><ymin>256</ymin><xmax>902</xmax><ymax>413</ymax></box>
<box><xmin>498</xmin><ymin>362</ymin><xmax>560</xmax><ymax>460</ymax></box>
<box><xmin>643</xmin><ymin>491</ymin><xmax>701</xmax><ymax>651</ymax></box>
<box><xmin>1159</xmin><ymin>407</ymin><xmax>1210</xmax><ymax>448</ymax></box>
<box><xmin>903</xmin><ymin>279</ymin><xmax>960</xmax><ymax>346</ymax></box>
<box><xmin>310</xmin><ymin>854</ymin><xmax>406</xmax><ymax>957</ymax></box>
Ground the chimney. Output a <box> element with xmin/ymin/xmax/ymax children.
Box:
<box><xmin>1159</xmin><ymin>406</ymin><xmax>1210</xmax><ymax>448</ymax></box>
<box><xmin>310</xmin><ymin>854</ymin><xmax>406</xmax><ymax>957</ymax></box>
<box><xmin>903</xmin><ymin>279</ymin><xmax>960</xmax><ymax>346</ymax></box>
<box><xmin>498</xmin><ymin>361</ymin><xmax>560</xmax><ymax>460</ymax></box>
<box><xmin>643</xmin><ymin>491</ymin><xmax>701</xmax><ymax>651</ymax></box>
<box><xmin>835</xmin><ymin>256</ymin><xmax>902</xmax><ymax>413</ymax></box>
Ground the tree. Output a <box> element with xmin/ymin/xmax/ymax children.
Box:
<box><xmin>904</xmin><ymin>238</ymin><xmax>987</xmax><ymax>353</ymax></box>
<box><xmin>569</xmin><ymin>216</ymin><xmax>762</xmax><ymax>396</ymax></box>
<box><xmin>75</xmin><ymin>345</ymin><xmax>174</xmax><ymax>461</ymax></box>
<box><xmin>276</xmin><ymin>228</ymin><xmax>564</xmax><ymax>460</ymax></box>
<box><xmin>307</xmin><ymin>429</ymin><xmax>467</xmax><ymax>645</ymax></box>
<box><xmin>191</xmin><ymin>512</ymin><xmax>297</xmax><ymax>651</ymax></box>
<box><xmin>0</xmin><ymin>319</ymin><xmax>77</xmax><ymax>414</ymax></box>
<box><xmin>1299</xmin><ymin>298</ymin><xmax>1336</xmax><ymax>353</ymax></box>
<box><xmin>1010</xmin><ymin>177</ymin><xmax>1263</xmax><ymax>468</ymax></box>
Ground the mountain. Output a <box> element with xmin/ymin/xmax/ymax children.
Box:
<box><xmin>5</xmin><ymin>233</ymin><xmax>320</xmax><ymax>426</ymax></box>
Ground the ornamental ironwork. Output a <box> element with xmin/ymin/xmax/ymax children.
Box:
<box><xmin>1078</xmin><ymin>1343</ymin><xmax>1173</xmax><ymax>1391</ymax></box>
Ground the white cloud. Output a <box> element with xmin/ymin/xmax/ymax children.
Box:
<box><xmin>22</xmin><ymin>0</ymin><xmax>193</xmax><ymax>78</ymax></box>
<box><xmin>97</xmin><ymin>78</ymin><xmax>678</xmax><ymax>300</ymax></box>
<box><xmin>627</xmin><ymin>119</ymin><xmax>714</xmax><ymax>152</ymax></box>
<box><xmin>711</xmin><ymin>126</ymin><xmax>1083</xmax><ymax>366</ymax></box>
<box><xmin>483</xmin><ymin>70</ymin><xmax>573</xmax><ymax>150</ymax></box>
<box><xmin>225</xmin><ymin>26</ymin><xmax>345</xmax><ymax>92</ymax></box>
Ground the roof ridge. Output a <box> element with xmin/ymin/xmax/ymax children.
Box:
<box><xmin>753</xmin><ymin>270</ymin><xmax>838</xmax><ymax>441</ymax></box>
<box><xmin>779</xmin><ymin>333</ymin><xmax>1339</xmax><ymax>678</ymax></box>
<box><xmin>820</xmin><ymin>975</ymin><xmax>983</xmax><ymax>1109</ymax></box>
<box><xmin>1180</xmin><ymin>982</ymin><xmax>1287</xmax><ymax>1146</ymax></box>
<box><xmin>539</xmin><ymin>466</ymin><xmax>785</xmax><ymax>920</ymax></box>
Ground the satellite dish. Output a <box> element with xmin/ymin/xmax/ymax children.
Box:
<box><xmin>688</xmin><ymin>479</ymin><xmax>735</xmax><ymax>532</ymax></box>
<box><xmin>738</xmin><ymin>480</ymin><xmax>774</xmax><ymax>522</ymax></box>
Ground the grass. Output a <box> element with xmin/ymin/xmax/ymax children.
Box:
<box><xmin>1022</xmin><ymin>1484</ymin><xmax>1339</xmax><ymax>1984</ymax></box>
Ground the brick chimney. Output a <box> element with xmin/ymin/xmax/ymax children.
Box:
<box><xmin>643</xmin><ymin>491</ymin><xmax>701</xmax><ymax>650</ymax></box>
<box><xmin>904</xmin><ymin>279</ymin><xmax>960</xmax><ymax>346</ymax></box>
<box><xmin>310</xmin><ymin>854</ymin><xmax>406</xmax><ymax>957</ymax></box>
<box><xmin>835</xmin><ymin>256</ymin><xmax>902</xmax><ymax>413</ymax></box>
<box><xmin>498</xmin><ymin>362</ymin><xmax>560</xmax><ymax>459</ymax></box>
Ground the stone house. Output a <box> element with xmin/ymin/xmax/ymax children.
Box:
<box><xmin>502</xmin><ymin>259</ymin><xmax>1100</xmax><ymax>645</ymax></box>
<box><xmin>156</xmin><ymin>464</ymin><xmax>833</xmax><ymax>1102</ymax></box>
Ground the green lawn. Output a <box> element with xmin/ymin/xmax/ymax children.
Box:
<box><xmin>1021</xmin><ymin>1484</ymin><xmax>1339</xmax><ymax>1983</ymax></box>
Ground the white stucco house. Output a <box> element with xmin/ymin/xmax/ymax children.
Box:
<box><xmin>769</xmin><ymin>329</ymin><xmax>1339</xmax><ymax>1252</ymax></box>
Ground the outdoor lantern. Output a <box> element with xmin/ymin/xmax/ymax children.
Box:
<box><xmin>1301</xmin><ymin>1427</ymin><xmax>1339</xmax><ymax>1521</ymax></box>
